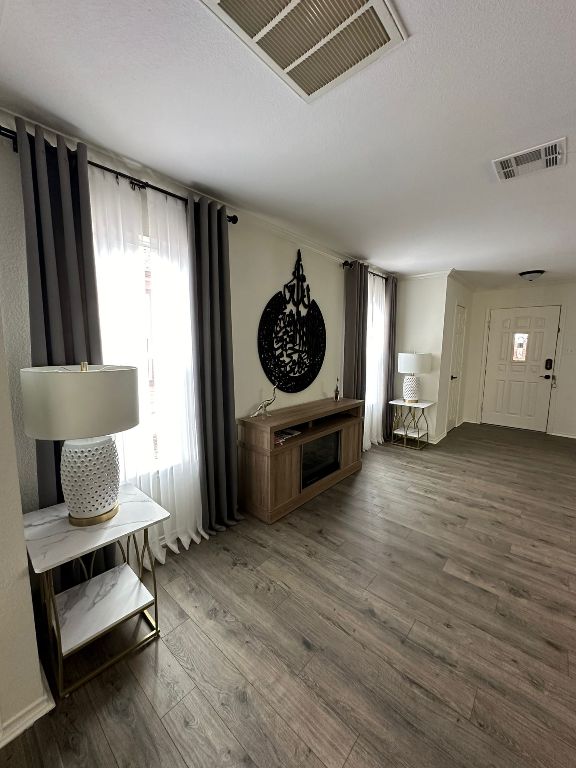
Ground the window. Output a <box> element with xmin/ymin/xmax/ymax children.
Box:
<box><xmin>89</xmin><ymin>167</ymin><xmax>205</xmax><ymax>556</ymax></box>
<box><xmin>513</xmin><ymin>332</ymin><xmax>529</xmax><ymax>362</ymax></box>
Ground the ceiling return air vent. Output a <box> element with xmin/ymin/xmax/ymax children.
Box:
<box><xmin>493</xmin><ymin>138</ymin><xmax>567</xmax><ymax>181</ymax></box>
<box><xmin>200</xmin><ymin>0</ymin><xmax>407</xmax><ymax>100</ymax></box>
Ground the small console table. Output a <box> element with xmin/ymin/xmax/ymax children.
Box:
<box><xmin>390</xmin><ymin>399</ymin><xmax>435</xmax><ymax>450</ymax></box>
<box><xmin>238</xmin><ymin>397</ymin><xmax>363</xmax><ymax>524</ymax></box>
<box><xmin>24</xmin><ymin>483</ymin><xmax>169</xmax><ymax>697</ymax></box>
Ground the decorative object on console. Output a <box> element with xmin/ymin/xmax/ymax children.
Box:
<box><xmin>20</xmin><ymin>363</ymin><xmax>138</xmax><ymax>526</ymax></box>
<box><xmin>397</xmin><ymin>352</ymin><xmax>431</xmax><ymax>403</ymax></box>
<box><xmin>251</xmin><ymin>385</ymin><xmax>277</xmax><ymax>417</ymax></box>
<box><xmin>334</xmin><ymin>377</ymin><xmax>340</xmax><ymax>401</ymax></box>
<box><xmin>258</xmin><ymin>249</ymin><xmax>326</xmax><ymax>393</ymax></box>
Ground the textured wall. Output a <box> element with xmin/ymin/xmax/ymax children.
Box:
<box><xmin>229</xmin><ymin>213</ymin><xmax>345</xmax><ymax>417</ymax></box>
<box><xmin>0</xmin><ymin>140</ymin><xmax>37</xmax><ymax>511</ymax></box>
<box><xmin>0</xmin><ymin>308</ymin><xmax>48</xmax><ymax>741</ymax></box>
<box><xmin>395</xmin><ymin>274</ymin><xmax>449</xmax><ymax>442</ymax></box>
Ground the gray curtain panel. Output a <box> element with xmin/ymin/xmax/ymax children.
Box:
<box><xmin>16</xmin><ymin>119</ymin><xmax>113</xmax><ymax>586</ymax></box>
<box><xmin>343</xmin><ymin>261</ymin><xmax>369</xmax><ymax>400</ymax></box>
<box><xmin>189</xmin><ymin>196</ymin><xmax>239</xmax><ymax>533</ymax></box>
<box><xmin>16</xmin><ymin>119</ymin><xmax>102</xmax><ymax>507</ymax></box>
<box><xmin>383</xmin><ymin>275</ymin><xmax>397</xmax><ymax>440</ymax></box>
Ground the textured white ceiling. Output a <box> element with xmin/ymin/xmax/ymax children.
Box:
<box><xmin>1</xmin><ymin>0</ymin><xmax>575</xmax><ymax>281</ymax></box>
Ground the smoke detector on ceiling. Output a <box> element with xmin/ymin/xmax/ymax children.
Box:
<box><xmin>519</xmin><ymin>270</ymin><xmax>545</xmax><ymax>282</ymax></box>
<box><xmin>200</xmin><ymin>0</ymin><xmax>407</xmax><ymax>101</ymax></box>
<box><xmin>493</xmin><ymin>138</ymin><xmax>566</xmax><ymax>181</ymax></box>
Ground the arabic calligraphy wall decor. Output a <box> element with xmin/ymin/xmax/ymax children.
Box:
<box><xmin>258</xmin><ymin>250</ymin><xmax>326</xmax><ymax>393</ymax></box>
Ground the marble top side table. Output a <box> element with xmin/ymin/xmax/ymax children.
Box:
<box><xmin>24</xmin><ymin>483</ymin><xmax>169</xmax><ymax>697</ymax></box>
<box><xmin>389</xmin><ymin>399</ymin><xmax>435</xmax><ymax>450</ymax></box>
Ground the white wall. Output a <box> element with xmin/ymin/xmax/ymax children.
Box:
<box><xmin>229</xmin><ymin>213</ymin><xmax>345</xmax><ymax>417</ymax></box>
<box><xmin>0</xmin><ymin>310</ymin><xmax>52</xmax><ymax>748</ymax></box>
<box><xmin>437</xmin><ymin>275</ymin><xmax>473</xmax><ymax>438</ymax></box>
<box><xmin>463</xmin><ymin>282</ymin><xmax>576</xmax><ymax>438</ymax></box>
<box><xmin>0</xmin><ymin>138</ymin><xmax>38</xmax><ymax>512</ymax></box>
<box><xmin>395</xmin><ymin>273</ymin><xmax>449</xmax><ymax>441</ymax></box>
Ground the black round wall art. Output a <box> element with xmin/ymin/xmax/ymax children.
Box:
<box><xmin>258</xmin><ymin>250</ymin><xmax>326</xmax><ymax>393</ymax></box>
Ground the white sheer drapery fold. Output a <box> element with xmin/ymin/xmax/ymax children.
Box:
<box><xmin>363</xmin><ymin>272</ymin><xmax>387</xmax><ymax>450</ymax></box>
<box><xmin>89</xmin><ymin>168</ymin><xmax>205</xmax><ymax>562</ymax></box>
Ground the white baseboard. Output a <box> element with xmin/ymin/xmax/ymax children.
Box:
<box><xmin>429</xmin><ymin>431</ymin><xmax>447</xmax><ymax>445</ymax></box>
<box><xmin>0</xmin><ymin>669</ymin><xmax>54</xmax><ymax>750</ymax></box>
<box><xmin>453</xmin><ymin>422</ymin><xmax>575</xmax><ymax>440</ymax></box>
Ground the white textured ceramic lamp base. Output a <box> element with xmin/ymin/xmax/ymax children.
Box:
<box><xmin>60</xmin><ymin>436</ymin><xmax>120</xmax><ymax>526</ymax></box>
<box><xmin>403</xmin><ymin>375</ymin><xmax>419</xmax><ymax>403</ymax></box>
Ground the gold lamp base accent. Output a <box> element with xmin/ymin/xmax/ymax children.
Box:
<box><xmin>68</xmin><ymin>503</ymin><xmax>120</xmax><ymax>527</ymax></box>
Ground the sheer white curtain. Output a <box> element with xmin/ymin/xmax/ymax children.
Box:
<box><xmin>363</xmin><ymin>272</ymin><xmax>387</xmax><ymax>450</ymax></box>
<box><xmin>89</xmin><ymin>168</ymin><xmax>205</xmax><ymax>562</ymax></box>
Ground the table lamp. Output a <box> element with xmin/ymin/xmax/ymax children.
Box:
<box><xmin>398</xmin><ymin>353</ymin><xmax>431</xmax><ymax>403</ymax></box>
<box><xmin>20</xmin><ymin>363</ymin><xmax>138</xmax><ymax>526</ymax></box>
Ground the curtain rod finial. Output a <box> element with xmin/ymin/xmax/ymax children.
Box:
<box><xmin>227</xmin><ymin>214</ymin><xmax>239</xmax><ymax>224</ymax></box>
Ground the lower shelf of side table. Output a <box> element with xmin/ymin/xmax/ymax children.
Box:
<box><xmin>393</xmin><ymin>428</ymin><xmax>428</xmax><ymax>439</ymax></box>
<box><xmin>54</xmin><ymin>563</ymin><xmax>154</xmax><ymax>657</ymax></box>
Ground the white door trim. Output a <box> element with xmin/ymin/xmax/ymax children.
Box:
<box><xmin>447</xmin><ymin>304</ymin><xmax>467</xmax><ymax>432</ymax></box>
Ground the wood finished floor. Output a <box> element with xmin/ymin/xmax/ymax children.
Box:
<box><xmin>3</xmin><ymin>422</ymin><xmax>576</xmax><ymax>768</ymax></box>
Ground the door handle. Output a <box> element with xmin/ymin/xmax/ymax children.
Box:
<box><xmin>540</xmin><ymin>374</ymin><xmax>551</xmax><ymax>380</ymax></box>
<box><xmin>451</xmin><ymin>375</ymin><xmax>458</xmax><ymax>380</ymax></box>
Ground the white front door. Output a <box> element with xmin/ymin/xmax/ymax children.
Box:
<box><xmin>447</xmin><ymin>305</ymin><xmax>467</xmax><ymax>432</ymax></box>
<box><xmin>482</xmin><ymin>305</ymin><xmax>560</xmax><ymax>431</ymax></box>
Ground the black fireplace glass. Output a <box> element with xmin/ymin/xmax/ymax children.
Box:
<box><xmin>302</xmin><ymin>432</ymin><xmax>340</xmax><ymax>489</ymax></box>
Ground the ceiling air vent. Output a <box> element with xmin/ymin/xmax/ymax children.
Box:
<box><xmin>200</xmin><ymin>0</ymin><xmax>407</xmax><ymax>101</ymax></box>
<box><xmin>493</xmin><ymin>138</ymin><xmax>567</xmax><ymax>182</ymax></box>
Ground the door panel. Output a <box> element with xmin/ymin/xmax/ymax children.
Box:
<box><xmin>482</xmin><ymin>306</ymin><xmax>560</xmax><ymax>431</ymax></box>
<box><xmin>447</xmin><ymin>305</ymin><xmax>467</xmax><ymax>431</ymax></box>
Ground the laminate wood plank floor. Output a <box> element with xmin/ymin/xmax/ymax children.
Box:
<box><xmin>3</xmin><ymin>423</ymin><xmax>576</xmax><ymax>768</ymax></box>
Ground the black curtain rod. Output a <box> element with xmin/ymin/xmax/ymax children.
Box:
<box><xmin>342</xmin><ymin>259</ymin><xmax>388</xmax><ymax>279</ymax></box>
<box><xmin>0</xmin><ymin>125</ymin><xmax>239</xmax><ymax>224</ymax></box>
<box><xmin>0</xmin><ymin>125</ymin><xmax>17</xmax><ymax>152</ymax></box>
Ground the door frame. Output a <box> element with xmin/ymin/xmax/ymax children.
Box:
<box><xmin>447</xmin><ymin>303</ymin><xmax>467</xmax><ymax>432</ymax></box>
<box><xmin>478</xmin><ymin>304</ymin><xmax>562</xmax><ymax>431</ymax></box>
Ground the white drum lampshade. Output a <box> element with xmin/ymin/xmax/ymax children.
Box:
<box><xmin>397</xmin><ymin>353</ymin><xmax>431</xmax><ymax>403</ymax></box>
<box><xmin>21</xmin><ymin>364</ymin><xmax>138</xmax><ymax>526</ymax></box>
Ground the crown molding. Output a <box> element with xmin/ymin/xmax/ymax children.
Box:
<box><xmin>232</xmin><ymin>209</ymin><xmax>351</xmax><ymax>265</ymax></box>
<box><xmin>447</xmin><ymin>269</ymin><xmax>476</xmax><ymax>290</ymax></box>
<box><xmin>398</xmin><ymin>270</ymin><xmax>451</xmax><ymax>281</ymax></box>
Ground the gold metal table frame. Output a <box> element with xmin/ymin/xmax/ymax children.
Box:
<box><xmin>40</xmin><ymin>528</ymin><xmax>160</xmax><ymax>698</ymax></box>
<box><xmin>391</xmin><ymin>402</ymin><xmax>432</xmax><ymax>450</ymax></box>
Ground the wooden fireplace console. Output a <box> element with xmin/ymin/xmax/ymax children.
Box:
<box><xmin>238</xmin><ymin>397</ymin><xmax>363</xmax><ymax>524</ymax></box>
